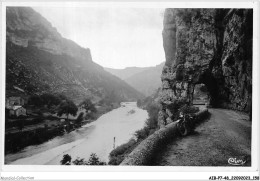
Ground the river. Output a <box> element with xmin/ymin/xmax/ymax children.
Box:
<box><xmin>5</xmin><ymin>102</ymin><xmax>148</xmax><ymax>165</ymax></box>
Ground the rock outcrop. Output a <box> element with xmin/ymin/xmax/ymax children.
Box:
<box><xmin>6</xmin><ymin>7</ymin><xmax>92</xmax><ymax>61</ymax></box>
<box><xmin>159</xmin><ymin>9</ymin><xmax>252</xmax><ymax>126</ymax></box>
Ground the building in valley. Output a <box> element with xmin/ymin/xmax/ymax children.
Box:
<box><xmin>6</xmin><ymin>96</ymin><xmax>27</xmax><ymax>117</ymax></box>
<box><xmin>6</xmin><ymin>96</ymin><xmax>27</xmax><ymax>108</ymax></box>
<box><xmin>8</xmin><ymin>106</ymin><xmax>27</xmax><ymax>117</ymax></box>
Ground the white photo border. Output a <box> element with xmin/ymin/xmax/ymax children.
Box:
<box><xmin>0</xmin><ymin>0</ymin><xmax>259</xmax><ymax>180</ymax></box>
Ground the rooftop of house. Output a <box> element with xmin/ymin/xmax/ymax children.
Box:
<box><xmin>9</xmin><ymin>105</ymin><xmax>23</xmax><ymax>110</ymax></box>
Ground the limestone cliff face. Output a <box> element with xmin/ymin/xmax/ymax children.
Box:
<box><xmin>6</xmin><ymin>7</ymin><xmax>92</xmax><ymax>62</ymax></box>
<box><xmin>6</xmin><ymin>7</ymin><xmax>143</xmax><ymax>104</ymax></box>
<box><xmin>159</xmin><ymin>9</ymin><xmax>252</xmax><ymax>126</ymax></box>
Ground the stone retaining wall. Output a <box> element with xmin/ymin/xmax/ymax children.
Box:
<box><xmin>120</xmin><ymin>109</ymin><xmax>209</xmax><ymax>165</ymax></box>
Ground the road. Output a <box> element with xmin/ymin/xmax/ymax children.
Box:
<box><xmin>153</xmin><ymin>108</ymin><xmax>251</xmax><ymax>166</ymax></box>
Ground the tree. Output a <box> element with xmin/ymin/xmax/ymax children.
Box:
<box><xmin>79</xmin><ymin>99</ymin><xmax>97</xmax><ymax>119</ymax></box>
<box><xmin>60</xmin><ymin>154</ymin><xmax>72</xmax><ymax>165</ymax></box>
<box><xmin>28</xmin><ymin>95</ymin><xmax>43</xmax><ymax>106</ymax></box>
<box><xmin>57</xmin><ymin>100</ymin><xmax>78</xmax><ymax>121</ymax></box>
<box><xmin>146</xmin><ymin>103</ymin><xmax>160</xmax><ymax>129</ymax></box>
<box><xmin>87</xmin><ymin>153</ymin><xmax>106</xmax><ymax>165</ymax></box>
<box><xmin>72</xmin><ymin>157</ymin><xmax>87</xmax><ymax>165</ymax></box>
<box><xmin>28</xmin><ymin>93</ymin><xmax>67</xmax><ymax>108</ymax></box>
<box><xmin>60</xmin><ymin>153</ymin><xmax>106</xmax><ymax>165</ymax></box>
<box><xmin>41</xmin><ymin>93</ymin><xmax>62</xmax><ymax>108</ymax></box>
<box><xmin>137</xmin><ymin>99</ymin><xmax>142</xmax><ymax>107</ymax></box>
<box><xmin>76</xmin><ymin>112</ymin><xmax>84</xmax><ymax>125</ymax></box>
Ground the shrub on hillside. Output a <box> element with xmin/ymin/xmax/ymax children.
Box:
<box><xmin>109</xmin><ymin>139</ymin><xmax>137</xmax><ymax>165</ymax></box>
<box><xmin>87</xmin><ymin>153</ymin><xmax>106</xmax><ymax>165</ymax></box>
<box><xmin>134</xmin><ymin>126</ymin><xmax>150</xmax><ymax>141</ymax></box>
<box><xmin>108</xmin><ymin>155</ymin><xmax>125</xmax><ymax>165</ymax></box>
<box><xmin>110</xmin><ymin>139</ymin><xmax>136</xmax><ymax>157</ymax></box>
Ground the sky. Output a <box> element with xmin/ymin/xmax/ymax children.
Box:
<box><xmin>33</xmin><ymin>7</ymin><xmax>165</xmax><ymax>69</ymax></box>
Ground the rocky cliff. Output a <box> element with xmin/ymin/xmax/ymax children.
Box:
<box><xmin>6</xmin><ymin>7</ymin><xmax>143</xmax><ymax>104</ymax></box>
<box><xmin>159</xmin><ymin>9</ymin><xmax>252</xmax><ymax>126</ymax></box>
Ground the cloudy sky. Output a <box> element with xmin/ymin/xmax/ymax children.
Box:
<box><xmin>33</xmin><ymin>7</ymin><xmax>165</xmax><ymax>69</ymax></box>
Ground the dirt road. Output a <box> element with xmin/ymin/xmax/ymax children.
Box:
<box><xmin>153</xmin><ymin>109</ymin><xmax>251</xmax><ymax>166</ymax></box>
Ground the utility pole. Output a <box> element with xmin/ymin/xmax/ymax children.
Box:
<box><xmin>113</xmin><ymin>137</ymin><xmax>116</xmax><ymax>149</ymax></box>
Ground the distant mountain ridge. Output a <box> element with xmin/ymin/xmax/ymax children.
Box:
<box><xmin>104</xmin><ymin>67</ymin><xmax>150</xmax><ymax>80</ymax></box>
<box><xmin>6</xmin><ymin>7</ymin><xmax>143</xmax><ymax>104</ymax></box>
<box><xmin>105</xmin><ymin>62</ymin><xmax>165</xmax><ymax>96</ymax></box>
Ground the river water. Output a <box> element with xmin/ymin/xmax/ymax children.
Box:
<box><xmin>6</xmin><ymin>102</ymin><xmax>148</xmax><ymax>165</ymax></box>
